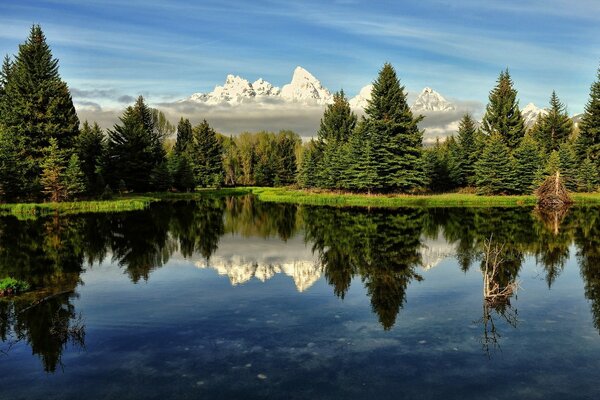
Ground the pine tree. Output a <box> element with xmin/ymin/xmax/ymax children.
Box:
<box><xmin>298</xmin><ymin>141</ymin><xmax>320</xmax><ymax>188</ymax></box>
<box><xmin>150</xmin><ymin>161</ymin><xmax>172</xmax><ymax>192</ymax></box>
<box><xmin>533</xmin><ymin>91</ymin><xmax>574</xmax><ymax>152</ymax></box>
<box><xmin>190</xmin><ymin>120</ymin><xmax>223</xmax><ymax>187</ymax></box>
<box><xmin>456</xmin><ymin>114</ymin><xmax>480</xmax><ymax>186</ymax></box>
<box><xmin>481</xmin><ymin>70</ymin><xmax>525</xmax><ymax>150</ymax></box>
<box><xmin>361</xmin><ymin>63</ymin><xmax>425</xmax><ymax>192</ymax></box>
<box><xmin>315</xmin><ymin>90</ymin><xmax>356</xmax><ymax>188</ymax></box>
<box><xmin>0</xmin><ymin>25</ymin><xmax>79</xmax><ymax>197</ymax></box>
<box><xmin>63</xmin><ymin>154</ymin><xmax>86</xmax><ymax>200</ymax></box>
<box><xmin>346</xmin><ymin>122</ymin><xmax>378</xmax><ymax>193</ymax></box>
<box><xmin>76</xmin><ymin>121</ymin><xmax>105</xmax><ymax>194</ymax></box>
<box><xmin>0</xmin><ymin>128</ymin><xmax>27</xmax><ymax>201</ymax></box>
<box><xmin>475</xmin><ymin>133</ymin><xmax>516</xmax><ymax>194</ymax></box>
<box><xmin>512</xmin><ymin>133</ymin><xmax>542</xmax><ymax>194</ymax></box>
<box><xmin>174</xmin><ymin>117</ymin><xmax>193</xmax><ymax>155</ymax></box>
<box><xmin>40</xmin><ymin>138</ymin><xmax>66</xmax><ymax>202</ymax></box>
<box><xmin>106</xmin><ymin>107</ymin><xmax>157</xmax><ymax>192</ymax></box>
<box><xmin>578</xmin><ymin>157</ymin><xmax>599</xmax><ymax>192</ymax></box>
<box><xmin>558</xmin><ymin>142</ymin><xmax>578</xmax><ymax>191</ymax></box>
<box><xmin>130</xmin><ymin>96</ymin><xmax>164</xmax><ymax>166</ymax></box>
<box><xmin>576</xmin><ymin>68</ymin><xmax>600</xmax><ymax>169</ymax></box>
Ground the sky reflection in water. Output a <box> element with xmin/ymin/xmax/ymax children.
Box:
<box><xmin>0</xmin><ymin>196</ymin><xmax>599</xmax><ymax>399</ymax></box>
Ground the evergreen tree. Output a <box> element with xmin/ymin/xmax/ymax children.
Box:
<box><xmin>274</xmin><ymin>130</ymin><xmax>300</xmax><ymax>186</ymax></box>
<box><xmin>298</xmin><ymin>141</ymin><xmax>320</xmax><ymax>188</ymax></box>
<box><xmin>107</xmin><ymin>106</ymin><xmax>157</xmax><ymax>192</ymax></box>
<box><xmin>475</xmin><ymin>133</ymin><xmax>516</xmax><ymax>194</ymax></box>
<box><xmin>512</xmin><ymin>133</ymin><xmax>542</xmax><ymax>194</ymax></box>
<box><xmin>0</xmin><ymin>25</ymin><xmax>79</xmax><ymax>198</ymax></box>
<box><xmin>0</xmin><ymin>128</ymin><xmax>27</xmax><ymax>201</ymax></box>
<box><xmin>174</xmin><ymin>117</ymin><xmax>193</xmax><ymax>155</ymax></box>
<box><xmin>346</xmin><ymin>122</ymin><xmax>378</xmax><ymax>193</ymax></box>
<box><xmin>150</xmin><ymin>161</ymin><xmax>172</xmax><ymax>192</ymax></box>
<box><xmin>456</xmin><ymin>114</ymin><xmax>480</xmax><ymax>186</ymax></box>
<box><xmin>63</xmin><ymin>154</ymin><xmax>86</xmax><ymax>200</ymax></box>
<box><xmin>76</xmin><ymin>121</ymin><xmax>105</xmax><ymax>194</ymax></box>
<box><xmin>481</xmin><ymin>70</ymin><xmax>525</xmax><ymax>150</ymax></box>
<box><xmin>40</xmin><ymin>138</ymin><xmax>66</xmax><ymax>202</ymax></box>
<box><xmin>360</xmin><ymin>63</ymin><xmax>425</xmax><ymax>192</ymax></box>
<box><xmin>558</xmin><ymin>142</ymin><xmax>578</xmax><ymax>191</ymax></box>
<box><xmin>576</xmin><ymin>68</ymin><xmax>600</xmax><ymax>169</ymax></box>
<box><xmin>190</xmin><ymin>120</ymin><xmax>223</xmax><ymax>187</ymax></box>
<box><xmin>578</xmin><ymin>157</ymin><xmax>599</xmax><ymax>192</ymax></box>
<box><xmin>315</xmin><ymin>90</ymin><xmax>356</xmax><ymax>189</ymax></box>
<box><xmin>533</xmin><ymin>91</ymin><xmax>574</xmax><ymax>152</ymax></box>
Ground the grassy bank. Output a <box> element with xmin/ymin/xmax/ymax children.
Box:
<box><xmin>247</xmin><ymin>187</ymin><xmax>600</xmax><ymax>208</ymax></box>
<box><xmin>0</xmin><ymin>188</ymin><xmax>253</xmax><ymax>217</ymax></box>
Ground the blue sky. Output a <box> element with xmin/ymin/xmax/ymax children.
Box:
<box><xmin>0</xmin><ymin>0</ymin><xmax>599</xmax><ymax>116</ymax></box>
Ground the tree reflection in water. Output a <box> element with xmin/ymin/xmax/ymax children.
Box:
<box><xmin>1</xmin><ymin>195</ymin><xmax>600</xmax><ymax>370</ymax></box>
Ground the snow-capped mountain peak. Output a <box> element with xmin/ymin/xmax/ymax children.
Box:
<box><xmin>412</xmin><ymin>87</ymin><xmax>455</xmax><ymax>112</ymax></box>
<box><xmin>280</xmin><ymin>66</ymin><xmax>332</xmax><ymax>104</ymax></box>
<box><xmin>349</xmin><ymin>84</ymin><xmax>373</xmax><ymax>109</ymax></box>
<box><xmin>252</xmin><ymin>78</ymin><xmax>280</xmax><ymax>96</ymax></box>
<box><xmin>521</xmin><ymin>102</ymin><xmax>548</xmax><ymax>127</ymax></box>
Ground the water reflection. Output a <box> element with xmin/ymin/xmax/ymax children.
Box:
<box><xmin>1</xmin><ymin>196</ymin><xmax>600</xmax><ymax>373</ymax></box>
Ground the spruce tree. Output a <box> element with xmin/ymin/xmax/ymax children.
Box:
<box><xmin>190</xmin><ymin>120</ymin><xmax>223</xmax><ymax>187</ymax></box>
<box><xmin>40</xmin><ymin>138</ymin><xmax>66</xmax><ymax>202</ymax></box>
<box><xmin>534</xmin><ymin>91</ymin><xmax>574</xmax><ymax>152</ymax></box>
<box><xmin>576</xmin><ymin>68</ymin><xmax>600</xmax><ymax>169</ymax></box>
<box><xmin>362</xmin><ymin>63</ymin><xmax>425</xmax><ymax>192</ymax></box>
<box><xmin>107</xmin><ymin>107</ymin><xmax>157</xmax><ymax>192</ymax></box>
<box><xmin>0</xmin><ymin>25</ymin><xmax>79</xmax><ymax>197</ymax></box>
<box><xmin>346</xmin><ymin>123</ymin><xmax>378</xmax><ymax>194</ymax></box>
<box><xmin>76</xmin><ymin>121</ymin><xmax>105</xmax><ymax>194</ymax></box>
<box><xmin>456</xmin><ymin>114</ymin><xmax>480</xmax><ymax>186</ymax></box>
<box><xmin>315</xmin><ymin>90</ymin><xmax>356</xmax><ymax>189</ymax></box>
<box><xmin>174</xmin><ymin>117</ymin><xmax>193</xmax><ymax>155</ymax></box>
<box><xmin>150</xmin><ymin>161</ymin><xmax>172</xmax><ymax>191</ymax></box>
<box><xmin>481</xmin><ymin>70</ymin><xmax>525</xmax><ymax>150</ymax></box>
<box><xmin>0</xmin><ymin>128</ymin><xmax>27</xmax><ymax>201</ymax></box>
<box><xmin>578</xmin><ymin>157</ymin><xmax>599</xmax><ymax>192</ymax></box>
<box><xmin>274</xmin><ymin>130</ymin><xmax>300</xmax><ymax>186</ymax></box>
<box><xmin>63</xmin><ymin>154</ymin><xmax>86</xmax><ymax>200</ymax></box>
<box><xmin>512</xmin><ymin>133</ymin><xmax>542</xmax><ymax>194</ymax></box>
<box><xmin>298</xmin><ymin>141</ymin><xmax>320</xmax><ymax>188</ymax></box>
<box><xmin>475</xmin><ymin>133</ymin><xmax>516</xmax><ymax>194</ymax></box>
<box><xmin>558</xmin><ymin>142</ymin><xmax>578</xmax><ymax>191</ymax></box>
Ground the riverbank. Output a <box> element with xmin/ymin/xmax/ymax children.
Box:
<box><xmin>1</xmin><ymin>187</ymin><xmax>599</xmax><ymax>216</ymax></box>
<box><xmin>247</xmin><ymin>187</ymin><xmax>600</xmax><ymax>208</ymax></box>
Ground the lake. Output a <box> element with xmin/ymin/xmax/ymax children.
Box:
<box><xmin>1</xmin><ymin>195</ymin><xmax>599</xmax><ymax>399</ymax></box>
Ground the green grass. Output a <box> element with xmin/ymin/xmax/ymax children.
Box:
<box><xmin>246</xmin><ymin>187</ymin><xmax>600</xmax><ymax>208</ymax></box>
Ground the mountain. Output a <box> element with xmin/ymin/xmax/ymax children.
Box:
<box><xmin>412</xmin><ymin>87</ymin><xmax>455</xmax><ymax>112</ymax></box>
<box><xmin>521</xmin><ymin>102</ymin><xmax>548</xmax><ymax>127</ymax></box>
<box><xmin>186</xmin><ymin>66</ymin><xmax>331</xmax><ymax>106</ymax></box>
<box><xmin>349</xmin><ymin>84</ymin><xmax>373</xmax><ymax>109</ymax></box>
<box><xmin>572</xmin><ymin>113</ymin><xmax>584</xmax><ymax>127</ymax></box>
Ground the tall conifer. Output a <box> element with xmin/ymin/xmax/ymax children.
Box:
<box><xmin>576</xmin><ymin>68</ymin><xmax>600</xmax><ymax>169</ymax></box>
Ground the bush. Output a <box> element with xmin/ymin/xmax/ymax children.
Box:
<box><xmin>0</xmin><ymin>277</ymin><xmax>31</xmax><ymax>295</ymax></box>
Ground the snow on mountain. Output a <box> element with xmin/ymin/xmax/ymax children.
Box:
<box><xmin>196</xmin><ymin>256</ymin><xmax>323</xmax><ymax>292</ymax></box>
<box><xmin>186</xmin><ymin>66</ymin><xmax>331</xmax><ymax>106</ymax></box>
<box><xmin>349</xmin><ymin>84</ymin><xmax>373</xmax><ymax>109</ymax></box>
<box><xmin>521</xmin><ymin>102</ymin><xmax>548</xmax><ymax>127</ymax></box>
<box><xmin>280</xmin><ymin>66</ymin><xmax>332</xmax><ymax>104</ymax></box>
<box><xmin>412</xmin><ymin>87</ymin><xmax>455</xmax><ymax>112</ymax></box>
<box><xmin>572</xmin><ymin>113</ymin><xmax>583</xmax><ymax>127</ymax></box>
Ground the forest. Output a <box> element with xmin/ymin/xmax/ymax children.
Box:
<box><xmin>0</xmin><ymin>25</ymin><xmax>599</xmax><ymax>203</ymax></box>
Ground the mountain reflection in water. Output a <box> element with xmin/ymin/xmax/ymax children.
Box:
<box><xmin>0</xmin><ymin>195</ymin><xmax>599</xmax><ymax>380</ymax></box>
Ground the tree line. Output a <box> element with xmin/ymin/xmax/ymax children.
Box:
<box><xmin>0</xmin><ymin>25</ymin><xmax>599</xmax><ymax>202</ymax></box>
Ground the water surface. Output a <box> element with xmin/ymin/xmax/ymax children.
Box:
<box><xmin>1</xmin><ymin>196</ymin><xmax>599</xmax><ymax>399</ymax></box>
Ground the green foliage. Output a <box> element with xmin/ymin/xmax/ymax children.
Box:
<box><xmin>352</xmin><ymin>63</ymin><xmax>425</xmax><ymax>192</ymax></box>
<box><xmin>168</xmin><ymin>153</ymin><xmax>195</xmax><ymax>192</ymax></box>
<box><xmin>456</xmin><ymin>114</ymin><xmax>481</xmax><ymax>186</ymax></box>
<box><xmin>475</xmin><ymin>133</ymin><xmax>516</xmax><ymax>194</ymax></box>
<box><xmin>578</xmin><ymin>157</ymin><xmax>599</xmax><ymax>192</ymax></box>
<box><xmin>101</xmin><ymin>185</ymin><xmax>114</xmax><ymax>200</ymax></box>
<box><xmin>298</xmin><ymin>141</ymin><xmax>321</xmax><ymax>188</ymax></box>
<box><xmin>63</xmin><ymin>154</ymin><xmax>86</xmax><ymax>200</ymax></box>
<box><xmin>576</xmin><ymin>68</ymin><xmax>600</xmax><ymax>168</ymax></box>
<box><xmin>77</xmin><ymin>121</ymin><xmax>106</xmax><ymax>194</ymax></box>
<box><xmin>346</xmin><ymin>122</ymin><xmax>378</xmax><ymax>193</ymax></box>
<box><xmin>40</xmin><ymin>138</ymin><xmax>66</xmax><ymax>202</ymax></box>
<box><xmin>532</xmin><ymin>91</ymin><xmax>574</xmax><ymax>152</ymax></box>
<box><xmin>0</xmin><ymin>127</ymin><xmax>28</xmax><ymax>200</ymax></box>
<box><xmin>558</xmin><ymin>142</ymin><xmax>579</xmax><ymax>191</ymax></box>
<box><xmin>174</xmin><ymin>117</ymin><xmax>193</xmax><ymax>155</ymax></box>
<box><xmin>0</xmin><ymin>277</ymin><xmax>30</xmax><ymax>293</ymax></box>
<box><xmin>512</xmin><ymin>133</ymin><xmax>542</xmax><ymax>194</ymax></box>
<box><xmin>106</xmin><ymin>96</ymin><xmax>165</xmax><ymax>192</ymax></box>
<box><xmin>190</xmin><ymin>120</ymin><xmax>223</xmax><ymax>187</ymax></box>
<box><xmin>481</xmin><ymin>70</ymin><xmax>525</xmax><ymax>150</ymax></box>
<box><xmin>150</xmin><ymin>161</ymin><xmax>173</xmax><ymax>192</ymax></box>
<box><xmin>0</xmin><ymin>25</ymin><xmax>79</xmax><ymax>199</ymax></box>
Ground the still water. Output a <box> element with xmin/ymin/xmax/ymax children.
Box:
<box><xmin>1</xmin><ymin>195</ymin><xmax>599</xmax><ymax>399</ymax></box>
